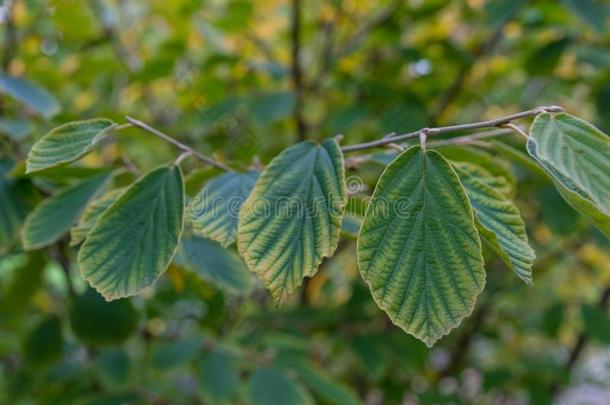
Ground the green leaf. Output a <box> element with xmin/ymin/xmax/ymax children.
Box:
<box><xmin>69</xmin><ymin>289</ymin><xmax>138</xmax><ymax>346</ymax></box>
<box><xmin>542</xmin><ymin>303</ymin><xmax>564</xmax><ymax>337</ymax></box>
<box><xmin>150</xmin><ymin>338</ymin><xmax>202</xmax><ymax>369</ymax></box>
<box><xmin>70</xmin><ymin>188</ymin><xmax>124</xmax><ymax>247</ymax></box>
<box><xmin>249</xmin><ymin>91</ymin><xmax>296</xmax><ymax>124</ymax></box>
<box><xmin>26</xmin><ymin>119</ymin><xmax>117</xmax><ymax>174</ymax></box>
<box><xmin>23</xmin><ymin>315</ymin><xmax>63</xmax><ymax>367</ymax></box>
<box><xmin>485</xmin><ymin>0</ymin><xmax>526</xmax><ymax>27</ymax></box>
<box><xmin>21</xmin><ymin>173</ymin><xmax>111</xmax><ymax>250</ymax></box>
<box><xmin>175</xmin><ymin>235</ymin><xmax>252</xmax><ymax>295</ymax></box>
<box><xmin>563</xmin><ymin>0</ymin><xmax>609</xmax><ymax>33</ymax></box>
<box><xmin>488</xmin><ymin>139</ymin><xmax>548</xmax><ymax>178</ymax></box>
<box><xmin>248</xmin><ymin>367</ymin><xmax>314</xmax><ymax>405</ymax></box>
<box><xmin>527</xmin><ymin>112</ymin><xmax>610</xmax><ymax>237</ymax></box>
<box><xmin>436</xmin><ymin>145</ymin><xmax>515</xmax><ymax>196</ymax></box>
<box><xmin>238</xmin><ymin>139</ymin><xmax>347</xmax><ymax>303</ymax></box>
<box><xmin>191</xmin><ymin>170</ymin><xmax>259</xmax><ymax>247</ymax></box>
<box><xmin>581</xmin><ymin>304</ymin><xmax>610</xmax><ymax>344</ymax></box>
<box><xmin>78</xmin><ymin>165</ymin><xmax>185</xmax><ymax>300</ymax></box>
<box><xmin>199</xmin><ymin>351</ymin><xmax>240</xmax><ymax>402</ymax></box>
<box><xmin>1</xmin><ymin>252</ymin><xmax>46</xmax><ymax>315</ymax></box>
<box><xmin>453</xmin><ymin>161</ymin><xmax>535</xmax><ymax>286</ymax></box>
<box><xmin>0</xmin><ymin>75</ymin><xmax>60</xmax><ymax>118</ymax></box>
<box><xmin>0</xmin><ymin>177</ymin><xmax>37</xmax><ymax>253</ymax></box>
<box><xmin>94</xmin><ymin>349</ymin><xmax>131</xmax><ymax>388</ymax></box>
<box><xmin>525</xmin><ymin>37</ymin><xmax>571</xmax><ymax>76</ymax></box>
<box><xmin>358</xmin><ymin>146</ymin><xmax>485</xmax><ymax>347</ymax></box>
<box><xmin>291</xmin><ymin>363</ymin><xmax>361</xmax><ymax>405</ymax></box>
<box><xmin>0</xmin><ymin>118</ymin><xmax>31</xmax><ymax>140</ymax></box>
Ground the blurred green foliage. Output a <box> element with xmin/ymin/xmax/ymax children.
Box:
<box><xmin>1</xmin><ymin>0</ymin><xmax>610</xmax><ymax>404</ymax></box>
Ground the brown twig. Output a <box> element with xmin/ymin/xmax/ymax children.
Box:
<box><xmin>341</xmin><ymin>105</ymin><xmax>563</xmax><ymax>153</ymax></box>
<box><xmin>427</xmin><ymin>127</ymin><xmax>512</xmax><ymax>147</ymax></box>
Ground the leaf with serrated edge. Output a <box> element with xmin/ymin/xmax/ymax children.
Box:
<box><xmin>527</xmin><ymin>112</ymin><xmax>610</xmax><ymax>236</ymax></box>
<box><xmin>453</xmin><ymin>161</ymin><xmax>535</xmax><ymax>286</ymax></box>
<box><xmin>78</xmin><ymin>165</ymin><xmax>184</xmax><ymax>300</ymax></box>
<box><xmin>238</xmin><ymin>139</ymin><xmax>347</xmax><ymax>304</ymax></box>
<box><xmin>191</xmin><ymin>170</ymin><xmax>259</xmax><ymax>247</ymax></box>
<box><xmin>70</xmin><ymin>188</ymin><xmax>125</xmax><ymax>247</ymax></box>
<box><xmin>22</xmin><ymin>173</ymin><xmax>111</xmax><ymax>250</ymax></box>
<box><xmin>436</xmin><ymin>145</ymin><xmax>516</xmax><ymax>196</ymax></box>
<box><xmin>358</xmin><ymin>146</ymin><xmax>485</xmax><ymax>347</ymax></box>
<box><xmin>26</xmin><ymin>119</ymin><xmax>117</xmax><ymax>173</ymax></box>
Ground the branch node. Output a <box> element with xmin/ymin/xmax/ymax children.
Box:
<box><xmin>499</xmin><ymin>123</ymin><xmax>529</xmax><ymax>139</ymax></box>
<box><xmin>419</xmin><ymin>129</ymin><xmax>428</xmax><ymax>151</ymax></box>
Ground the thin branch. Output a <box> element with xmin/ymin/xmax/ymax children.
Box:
<box><xmin>341</xmin><ymin>105</ymin><xmax>564</xmax><ymax>153</ymax></box>
<box><xmin>175</xmin><ymin>150</ymin><xmax>193</xmax><ymax>166</ymax></box>
<box><xmin>427</xmin><ymin>127</ymin><xmax>512</xmax><ymax>147</ymax></box>
<box><xmin>125</xmin><ymin>116</ymin><xmax>233</xmax><ymax>172</ymax></box>
<box><xmin>291</xmin><ymin>0</ymin><xmax>306</xmax><ymax>141</ymax></box>
<box><xmin>115</xmin><ymin>123</ymin><xmax>133</xmax><ymax>131</ymax></box>
<box><xmin>499</xmin><ymin>122</ymin><xmax>529</xmax><ymax>139</ymax></box>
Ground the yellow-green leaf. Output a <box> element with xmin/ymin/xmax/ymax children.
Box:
<box><xmin>26</xmin><ymin>119</ymin><xmax>117</xmax><ymax>173</ymax></box>
<box><xmin>454</xmin><ymin>161</ymin><xmax>535</xmax><ymax>286</ymax></box>
<box><xmin>21</xmin><ymin>173</ymin><xmax>111</xmax><ymax>250</ymax></box>
<box><xmin>358</xmin><ymin>146</ymin><xmax>485</xmax><ymax>347</ymax></box>
<box><xmin>78</xmin><ymin>165</ymin><xmax>185</xmax><ymax>300</ymax></box>
<box><xmin>527</xmin><ymin>112</ymin><xmax>610</xmax><ymax>237</ymax></box>
<box><xmin>238</xmin><ymin>139</ymin><xmax>347</xmax><ymax>304</ymax></box>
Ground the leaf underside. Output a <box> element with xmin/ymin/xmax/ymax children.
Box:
<box><xmin>527</xmin><ymin>112</ymin><xmax>610</xmax><ymax>237</ymax></box>
<box><xmin>78</xmin><ymin>165</ymin><xmax>184</xmax><ymax>301</ymax></box>
<box><xmin>26</xmin><ymin>118</ymin><xmax>117</xmax><ymax>174</ymax></box>
<box><xmin>191</xmin><ymin>170</ymin><xmax>259</xmax><ymax>247</ymax></box>
<box><xmin>238</xmin><ymin>139</ymin><xmax>347</xmax><ymax>304</ymax></box>
<box><xmin>453</xmin><ymin>161</ymin><xmax>535</xmax><ymax>286</ymax></box>
<box><xmin>358</xmin><ymin>146</ymin><xmax>485</xmax><ymax>347</ymax></box>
